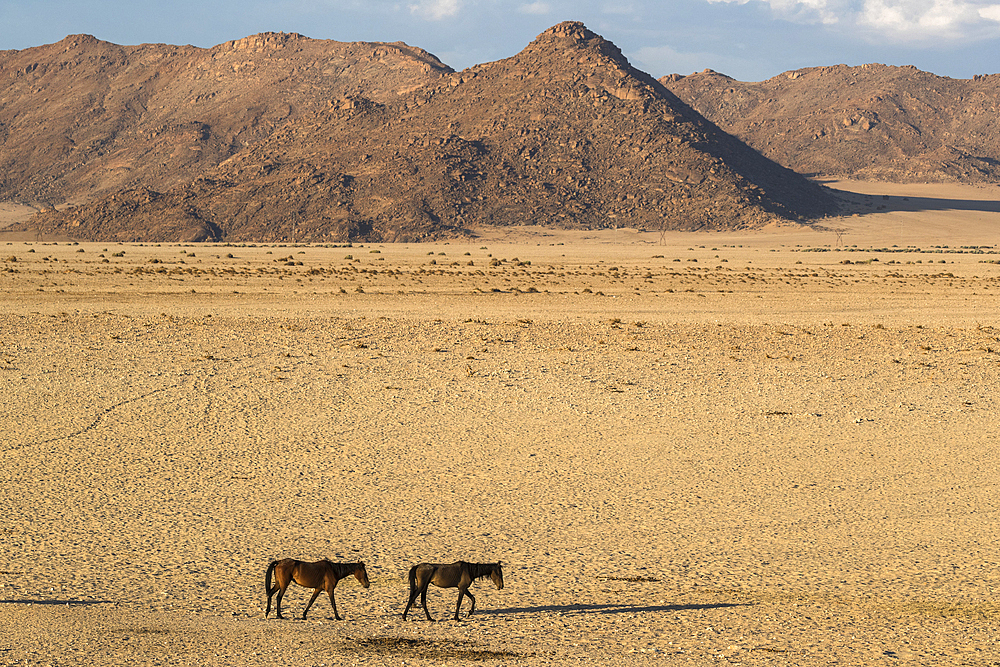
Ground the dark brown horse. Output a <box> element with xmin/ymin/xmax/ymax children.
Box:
<box><xmin>402</xmin><ymin>561</ymin><xmax>504</xmax><ymax>621</ymax></box>
<box><xmin>264</xmin><ymin>558</ymin><xmax>370</xmax><ymax>620</ymax></box>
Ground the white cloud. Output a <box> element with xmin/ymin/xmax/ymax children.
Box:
<box><xmin>703</xmin><ymin>0</ymin><xmax>1000</xmax><ymax>39</ymax></box>
<box><xmin>517</xmin><ymin>2</ymin><xmax>551</xmax><ymax>14</ymax></box>
<box><xmin>408</xmin><ymin>0</ymin><xmax>461</xmax><ymax>20</ymax></box>
<box><xmin>705</xmin><ymin>0</ymin><xmax>842</xmax><ymax>24</ymax></box>
<box><xmin>858</xmin><ymin>0</ymin><xmax>908</xmax><ymax>30</ymax></box>
<box><xmin>858</xmin><ymin>0</ymin><xmax>994</xmax><ymax>37</ymax></box>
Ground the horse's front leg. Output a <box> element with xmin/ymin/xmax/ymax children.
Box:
<box><xmin>329</xmin><ymin>583</ymin><xmax>342</xmax><ymax>621</ymax></box>
<box><xmin>453</xmin><ymin>589</ymin><xmax>466</xmax><ymax>621</ymax></box>
<box><xmin>302</xmin><ymin>588</ymin><xmax>323</xmax><ymax>620</ymax></box>
<box><xmin>466</xmin><ymin>588</ymin><xmax>477</xmax><ymax>617</ymax></box>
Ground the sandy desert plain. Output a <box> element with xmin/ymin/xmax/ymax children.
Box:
<box><xmin>2</xmin><ymin>180</ymin><xmax>1000</xmax><ymax>666</ymax></box>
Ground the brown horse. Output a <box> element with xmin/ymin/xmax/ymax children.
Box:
<box><xmin>264</xmin><ymin>558</ymin><xmax>370</xmax><ymax>620</ymax></box>
<box><xmin>402</xmin><ymin>561</ymin><xmax>504</xmax><ymax>621</ymax></box>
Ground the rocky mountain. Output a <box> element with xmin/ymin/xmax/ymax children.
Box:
<box><xmin>662</xmin><ymin>65</ymin><xmax>1000</xmax><ymax>184</ymax></box>
<box><xmin>9</xmin><ymin>23</ymin><xmax>837</xmax><ymax>242</ymax></box>
<box><xmin>0</xmin><ymin>32</ymin><xmax>452</xmax><ymax>205</ymax></box>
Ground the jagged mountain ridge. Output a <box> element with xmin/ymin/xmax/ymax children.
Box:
<box><xmin>20</xmin><ymin>22</ymin><xmax>836</xmax><ymax>242</ymax></box>
<box><xmin>0</xmin><ymin>32</ymin><xmax>452</xmax><ymax>205</ymax></box>
<box><xmin>662</xmin><ymin>65</ymin><xmax>1000</xmax><ymax>183</ymax></box>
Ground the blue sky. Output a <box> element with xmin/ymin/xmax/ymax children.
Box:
<box><xmin>2</xmin><ymin>0</ymin><xmax>999</xmax><ymax>82</ymax></box>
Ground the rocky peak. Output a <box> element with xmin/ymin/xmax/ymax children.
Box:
<box><xmin>527</xmin><ymin>21</ymin><xmax>628</xmax><ymax>64</ymax></box>
<box><xmin>220</xmin><ymin>32</ymin><xmax>307</xmax><ymax>52</ymax></box>
<box><xmin>538</xmin><ymin>20</ymin><xmax>595</xmax><ymax>41</ymax></box>
<box><xmin>57</xmin><ymin>34</ymin><xmax>106</xmax><ymax>50</ymax></box>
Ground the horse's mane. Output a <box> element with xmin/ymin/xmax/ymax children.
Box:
<box><xmin>466</xmin><ymin>561</ymin><xmax>500</xmax><ymax>580</ymax></box>
<box><xmin>328</xmin><ymin>560</ymin><xmax>364</xmax><ymax>577</ymax></box>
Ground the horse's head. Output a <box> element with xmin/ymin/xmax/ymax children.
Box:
<box><xmin>356</xmin><ymin>563</ymin><xmax>371</xmax><ymax>588</ymax></box>
<box><xmin>491</xmin><ymin>562</ymin><xmax>504</xmax><ymax>590</ymax></box>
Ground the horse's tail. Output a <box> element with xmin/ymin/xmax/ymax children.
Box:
<box><xmin>265</xmin><ymin>560</ymin><xmax>277</xmax><ymax>594</ymax></box>
<box><xmin>407</xmin><ymin>563</ymin><xmax>419</xmax><ymax>593</ymax></box>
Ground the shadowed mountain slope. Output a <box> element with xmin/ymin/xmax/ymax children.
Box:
<box><xmin>662</xmin><ymin>65</ymin><xmax>1000</xmax><ymax>184</ymax></box>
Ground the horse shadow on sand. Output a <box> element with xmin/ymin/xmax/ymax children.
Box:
<box><xmin>481</xmin><ymin>601</ymin><xmax>751</xmax><ymax>616</ymax></box>
<box><xmin>0</xmin><ymin>598</ymin><xmax>113</xmax><ymax>606</ymax></box>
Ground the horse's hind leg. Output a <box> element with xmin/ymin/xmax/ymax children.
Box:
<box><xmin>265</xmin><ymin>584</ymin><xmax>278</xmax><ymax>618</ymax></box>
<box><xmin>420</xmin><ymin>584</ymin><xmax>434</xmax><ymax>621</ymax></box>
<box><xmin>265</xmin><ymin>562</ymin><xmax>279</xmax><ymax>618</ymax></box>
<box><xmin>275</xmin><ymin>585</ymin><xmax>288</xmax><ymax>619</ymax></box>
<box><xmin>302</xmin><ymin>588</ymin><xmax>323</xmax><ymax>620</ymax></box>
<box><xmin>403</xmin><ymin>584</ymin><xmax>421</xmax><ymax>619</ymax></box>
